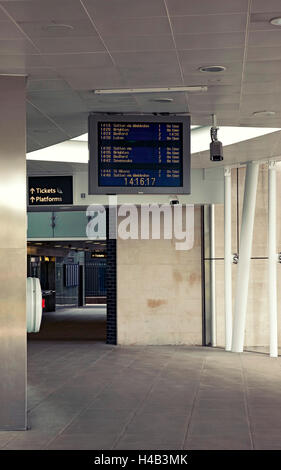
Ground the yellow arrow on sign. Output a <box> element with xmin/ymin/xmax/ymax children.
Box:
<box><xmin>30</xmin><ymin>196</ymin><xmax>35</xmax><ymax>203</ymax></box>
<box><xmin>30</xmin><ymin>188</ymin><xmax>35</xmax><ymax>194</ymax></box>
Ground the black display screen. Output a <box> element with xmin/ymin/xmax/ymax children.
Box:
<box><xmin>98</xmin><ymin>122</ymin><xmax>183</xmax><ymax>188</ymax></box>
<box><xmin>88</xmin><ymin>114</ymin><xmax>190</xmax><ymax>195</ymax></box>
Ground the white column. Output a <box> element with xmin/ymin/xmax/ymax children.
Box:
<box><xmin>224</xmin><ymin>168</ymin><xmax>232</xmax><ymax>351</ymax></box>
<box><xmin>0</xmin><ymin>76</ymin><xmax>27</xmax><ymax>429</ymax></box>
<box><xmin>210</xmin><ymin>204</ymin><xmax>216</xmax><ymax>347</ymax></box>
<box><xmin>268</xmin><ymin>161</ymin><xmax>278</xmax><ymax>357</ymax></box>
<box><xmin>232</xmin><ymin>161</ymin><xmax>259</xmax><ymax>353</ymax></box>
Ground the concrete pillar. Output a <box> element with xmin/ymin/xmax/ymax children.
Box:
<box><xmin>210</xmin><ymin>204</ymin><xmax>216</xmax><ymax>347</ymax></box>
<box><xmin>268</xmin><ymin>161</ymin><xmax>278</xmax><ymax>357</ymax></box>
<box><xmin>232</xmin><ymin>161</ymin><xmax>259</xmax><ymax>353</ymax></box>
<box><xmin>224</xmin><ymin>168</ymin><xmax>232</xmax><ymax>351</ymax></box>
<box><xmin>0</xmin><ymin>76</ymin><xmax>27</xmax><ymax>430</ymax></box>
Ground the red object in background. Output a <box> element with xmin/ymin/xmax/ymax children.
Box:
<box><xmin>42</xmin><ymin>298</ymin><xmax>45</xmax><ymax>309</ymax></box>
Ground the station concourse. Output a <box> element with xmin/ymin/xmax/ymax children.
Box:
<box><xmin>1</xmin><ymin>0</ymin><xmax>281</xmax><ymax>451</ymax></box>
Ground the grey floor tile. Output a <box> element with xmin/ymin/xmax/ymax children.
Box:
<box><xmin>63</xmin><ymin>409</ymin><xmax>132</xmax><ymax>435</ymax></box>
<box><xmin>185</xmin><ymin>435</ymin><xmax>252</xmax><ymax>450</ymax></box>
<box><xmin>47</xmin><ymin>433</ymin><xmax>117</xmax><ymax>450</ymax></box>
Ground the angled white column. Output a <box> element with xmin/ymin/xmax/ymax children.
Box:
<box><xmin>210</xmin><ymin>204</ymin><xmax>216</xmax><ymax>347</ymax></box>
<box><xmin>224</xmin><ymin>168</ymin><xmax>232</xmax><ymax>351</ymax></box>
<box><xmin>0</xmin><ymin>76</ymin><xmax>27</xmax><ymax>429</ymax></box>
<box><xmin>268</xmin><ymin>161</ymin><xmax>278</xmax><ymax>358</ymax></box>
<box><xmin>232</xmin><ymin>162</ymin><xmax>259</xmax><ymax>353</ymax></box>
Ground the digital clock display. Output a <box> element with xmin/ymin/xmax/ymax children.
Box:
<box><xmin>98</xmin><ymin>122</ymin><xmax>183</xmax><ymax>187</ymax></box>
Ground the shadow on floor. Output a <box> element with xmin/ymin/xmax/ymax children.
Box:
<box><xmin>28</xmin><ymin>305</ymin><xmax>107</xmax><ymax>341</ymax></box>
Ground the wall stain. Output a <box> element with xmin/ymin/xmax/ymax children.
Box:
<box><xmin>147</xmin><ymin>299</ymin><xmax>167</xmax><ymax>308</ymax></box>
<box><xmin>173</xmin><ymin>271</ymin><xmax>183</xmax><ymax>282</ymax></box>
<box><xmin>189</xmin><ymin>272</ymin><xmax>200</xmax><ymax>286</ymax></box>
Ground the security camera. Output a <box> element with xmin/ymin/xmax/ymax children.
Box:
<box><xmin>210</xmin><ymin>140</ymin><xmax>223</xmax><ymax>162</ymax></box>
<box><xmin>210</xmin><ymin>124</ymin><xmax>223</xmax><ymax>162</ymax></box>
<box><xmin>169</xmin><ymin>196</ymin><xmax>179</xmax><ymax>205</ymax></box>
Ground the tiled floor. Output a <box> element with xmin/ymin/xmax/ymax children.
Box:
<box><xmin>1</xmin><ymin>343</ymin><xmax>281</xmax><ymax>450</ymax></box>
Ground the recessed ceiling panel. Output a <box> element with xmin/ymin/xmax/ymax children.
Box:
<box><xmin>171</xmin><ymin>13</ymin><xmax>247</xmax><ymax>35</ymax></box>
<box><xmin>83</xmin><ymin>0</ymin><xmax>167</xmax><ymax>19</ymax></box>
<box><xmin>166</xmin><ymin>0</ymin><xmax>248</xmax><ymax>16</ymax></box>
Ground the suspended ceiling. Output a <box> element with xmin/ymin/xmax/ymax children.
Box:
<box><xmin>1</xmin><ymin>0</ymin><xmax>281</xmax><ymax>162</ymax></box>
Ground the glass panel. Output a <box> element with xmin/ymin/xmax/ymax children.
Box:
<box><xmin>27</xmin><ymin>212</ymin><xmax>53</xmax><ymax>238</ymax></box>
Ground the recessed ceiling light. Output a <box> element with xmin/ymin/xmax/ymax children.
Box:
<box><xmin>252</xmin><ymin>110</ymin><xmax>276</xmax><ymax>117</ymax></box>
<box><xmin>199</xmin><ymin>66</ymin><xmax>226</xmax><ymax>73</ymax></box>
<box><xmin>150</xmin><ymin>98</ymin><xmax>174</xmax><ymax>103</ymax></box>
<box><xmin>44</xmin><ymin>23</ymin><xmax>74</xmax><ymax>32</ymax></box>
<box><xmin>93</xmin><ymin>86</ymin><xmax>207</xmax><ymax>94</ymax></box>
<box><xmin>270</xmin><ymin>17</ymin><xmax>281</xmax><ymax>26</ymax></box>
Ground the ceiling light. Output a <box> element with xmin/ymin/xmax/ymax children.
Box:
<box><xmin>270</xmin><ymin>17</ymin><xmax>281</xmax><ymax>26</ymax></box>
<box><xmin>252</xmin><ymin>111</ymin><xmax>276</xmax><ymax>117</ymax></box>
<box><xmin>93</xmin><ymin>86</ymin><xmax>208</xmax><ymax>95</ymax></box>
<box><xmin>44</xmin><ymin>23</ymin><xmax>74</xmax><ymax>32</ymax></box>
<box><xmin>199</xmin><ymin>66</ymin><xmax>226</xmax><ymax>73</ymax></box>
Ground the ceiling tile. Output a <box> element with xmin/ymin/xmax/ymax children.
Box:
<box><xmin>175</xmin><ymin>32</ymin><xmax>245</xmax><ymax>50</ymax></box>
<box><xmin>0</xmin><ymin>20</ymin><xmax>25</xmax><ymax>39</ymax></box>
<box><xmin>182</xmin><ymin>72</ymin><xmax>242</xmax><ymax>86</ymax></box>
<box><xmin>0</xmin><ymin>38</ymin><xmax>37</xmax><ymax>54</ymax></box>
<box><xmin>26</xmin><ymin>67</ymin><xmax>59</xmax><ymax>79</ymax></box>
<box><xmin>27</xmin><ymin>78</ymin><xmax>71</xmax><ymax>92</ymax></box>
<box><xmin>0</xmin><ymin>53</ymin><xmax>44</xmax><ymax>69</ymax></box>
<box><xmin>105</xmin><ymin>35</ymin><xmax>174</xmax><ymax>52</ymax></box>
<box><xmin>119</xmin><ymin>65</ymin><xmax>183</xmax><ymax>87</ymax></box>
<box><xmin>188</xmin><ymin>102</ymin><xmax>240</xmax><ymax>112</ymax></box>
<box><xmin>245</xmin><ymin>60</ymin><xmax>281</xmax><ymax>74</ymax></box>
<box><xmin>188</xmin><ymin>93</ymin><xmax>240</xmax><ymax>106</ymax></box>
<box><xmin>111</xmin><ymin>50</ymin><xmax>179</xmax><ymax>67</ymax></box>
<box><xmin>247</xmin><ymin>46</ymin><xmax>281</xmax><ymax>61</ymax></box>
<box><xmin>59</xmin><ymin>66</ymin><xmax>125</xmax><ymax>90</ymax></box>
<box><xmin>138</xmin><ymin>102</ymin><xmax>188</xmax><ymax>113</ymax></box>
<box><xmin>249</xmin><ymin>30</ymin><xmax>281</xmax><ymax>47</ymax></box>
<box><xmin>0</xmin><ymin>0</ymin><xmax>88</xmax><ymax>22</ymax></box>
<box><xmin>240</xmin><ymin>93</ymin><xmax>281</xmax><ymax>111</ymax></box>
<box><xmin>171</xmin><ymin>13</ymin><xmax>247</xmax><ymax>34</ymax></box>
<box><xmin>27</xmin><ymin>90</ymin><xmax>88</xmax><ymax>117</ymax></box>
<box><xmin>32</xmin><ymin>36</ymin><xmax>105</xmax><ymax>54</ymax></box>
<box><xmin>95</xmin><ymin>16</ymin><xmax>171</xmax><ymax>36</ymax></box>
<box><xmin>251</xmin><ymin>0</ymin><xmax>281</xmax><ymax>13</ymax></box>
<box><xmin>242</xmin><ymin>81</ymin><xmax>281</xmax><ymax>94</ymax></box>
<box><xmin>84</xmin><ymin>0</ymin><xmax>167</xmax><ymax>19</ymax></box>
<box><xmin>166</xmin><ymin>0</ymin><xmax>248</xmax><ymax>16</ymax></box>
<box><xmin>41</xmin><ymin>51</ymin><xmax>112</xmax><ymax>68</ymax></box>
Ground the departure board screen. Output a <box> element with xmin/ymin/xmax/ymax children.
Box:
<box><xmin>88</xmin><ymin>114</ymin><xmax>190</xmax><ymax>195</ymax></box>
<box><xmin>98</xmin><ymin>122</ymin><xmax>182</xmax><ymax>188</ymax></box>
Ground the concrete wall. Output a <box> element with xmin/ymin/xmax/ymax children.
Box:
<box><xmin>117</xmin><ymin>205</ymin><xmax>202</xmax><ymax>345</ymax></box>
